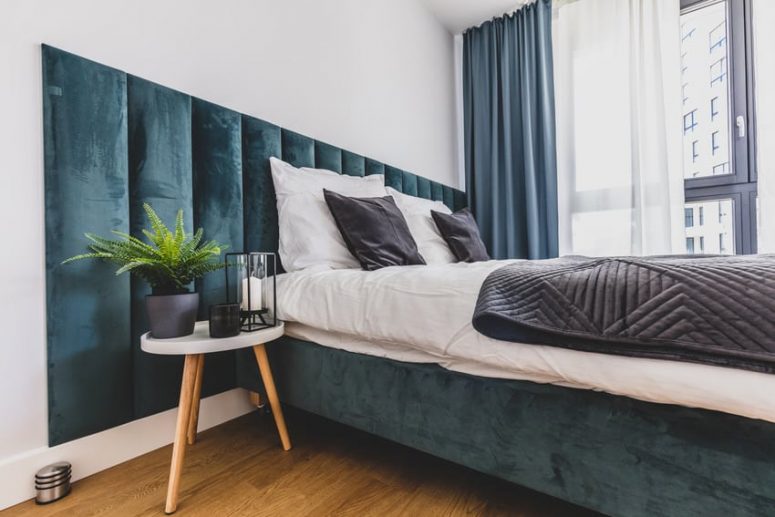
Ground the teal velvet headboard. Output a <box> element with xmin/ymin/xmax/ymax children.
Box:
<box><xmin>42</xmin><ymin>45</ymin><xmax>466</xmax><ymax>445</ymax></box>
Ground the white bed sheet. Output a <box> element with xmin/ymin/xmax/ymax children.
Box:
<box><xmin>277</xmin><ymin>260</ymin><xmax>775</xmax><ymax>423</ymax></box>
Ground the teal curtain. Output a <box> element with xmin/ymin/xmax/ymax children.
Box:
<box><xmin>463</xmin><ymin>0</ymin><xmax>558</xmax><ymax>260</ymax></box>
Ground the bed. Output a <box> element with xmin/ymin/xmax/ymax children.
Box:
<box><xmin>43</xmin><ymin>46</ymin><xmax>775</xmax><ymax>517</ymax></box>
<box><xmin>233</xmin><ymin>263</ymin><xmax>775</xmax><ymax>517</ymax></box>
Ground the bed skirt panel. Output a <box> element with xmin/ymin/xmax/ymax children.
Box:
<box><xmin>236</xmin><ymin>336</ymin><xmax>775</xmax><ymax>517</ymax></box>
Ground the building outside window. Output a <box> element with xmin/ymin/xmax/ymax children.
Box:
<box><xmin>685</xmin><ymin>207</ymin><xmax>695</xmax><ymax>228</ymax></box>
<box><xmin>710</xmin><ymin>57</ymin><xmax>727</xmax><ymax>85</ymax></box>
<box><xmin>685</xmin><ymin>199</ymin><xmax>735</xmax><ymax>254</ymax></box>
<box><xmin>713</xmin><ymin>162</ymin><xmax>729</xmax><ymax>175</ymax></box>
<box><xmin>711</xmin><ymin>96</ymin><xmax>719</xmax><ymax>120</ymax></box>
<box><xmin>709</xmin><ymin>20</ymin><xmax>727</xmax><ymax>50</ymax></box>
<box><xmin>684</xmin><ymin>109</ymin><xmax>698</xmax><ymax>134</ymax></box>
<box><xmin>680</xmin><ymin>0</ymin><xmax>757</xmax><ymax>255</ymax></box>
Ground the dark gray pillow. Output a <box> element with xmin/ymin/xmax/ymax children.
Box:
<box><xmin>431</xmin><ymin>208</ymin><xmax>490</xmax><ymax>262</ymax></box>
<box><xmin>323</xmin><ymin>189</ymin><xmax>426</xmax><ymax>271</ymax></box>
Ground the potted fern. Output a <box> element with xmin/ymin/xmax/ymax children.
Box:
<box><xmin>64</xmin><ymin>203</ymin><xmax>227</xmax><ymax>338</ymax></box>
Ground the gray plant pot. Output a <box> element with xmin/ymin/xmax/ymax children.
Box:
<box><xmin>146</xmin><ymin>292</ymin><xmax>199</xmax><ymax>339</ymax></box>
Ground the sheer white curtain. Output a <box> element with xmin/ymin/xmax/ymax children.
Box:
<box><xmin>553</xmin><ymin>0</ymin><xmax>685</xmax><ymax>256</ymax></box>
<box><xmin>754</xmin><ymin>0</ymin><xmax>775</xmax><ymax>253</ymax></box>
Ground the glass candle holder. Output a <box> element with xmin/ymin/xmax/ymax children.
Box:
<box><xmin>224</xmin><ymin>252</ymin><xmax>277</xmax><ymax>332</ymax></box>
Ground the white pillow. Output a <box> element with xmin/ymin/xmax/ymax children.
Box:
<box><xmin>271</xmin><ymin>157</ymin><xmax>387</xmax><ymax>271</ymax></box>
<box><xmin>387</xmin><ymin>187</ymin><xmax>456</xmax><ymax>265</ymax></box>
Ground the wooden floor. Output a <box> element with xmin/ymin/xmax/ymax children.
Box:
<box><xmin>4</xmin><ymin>407</ymin><xmax>598</xmax><ymax>516</ymax></box>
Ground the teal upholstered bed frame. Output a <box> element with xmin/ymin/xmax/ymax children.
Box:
<box><xmin>43</xmin><ymin>46</ymin><xmax>775</xmax><ymax>516</ymax></box>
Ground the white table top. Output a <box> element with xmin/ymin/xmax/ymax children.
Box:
<box><xmin>141</xmin><ymin>321</ymin><xmax>285</xmax><ymax>355</ymax></box>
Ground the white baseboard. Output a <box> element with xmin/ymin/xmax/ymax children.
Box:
<box><xmin>0</xmin><ymin>388</ymin><xmax>254</xmax><ymax>511</ymax></box>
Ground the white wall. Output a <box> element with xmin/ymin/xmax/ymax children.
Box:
<box><xmin>0</xmin><ymin>0</ymin><xmax>456</xmax><ymax>508</ymax></box>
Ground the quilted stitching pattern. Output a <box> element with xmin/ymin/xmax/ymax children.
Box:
<box><xmin>473</xmin><ymin>255</ymin><xmax>775</xmax><ymax>373</ymax></box>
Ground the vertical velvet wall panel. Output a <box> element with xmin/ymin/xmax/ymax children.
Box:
<box><xmin>281</xmin><ymin>130</ymin><xmax>314</xmax><ymax>168</ymax></box>
<box><xmin>43</xmin><ymin>46</ymin><xmax>133</xmax><ymax>445</ymax></box>
<box><xmin>431</xmin><ymin>182</ymin><xmax>444</xmax><ymax>202</ymax></box>
<box><xmin>365</xmin><ymin>158</ymin><xmax>385</xmax><ymax>177</ymax></box>
<box><xmin>241</xmin><ymin>116</ymin><xmax>281</xmax><ymax>257</ymax></box>
<box><xmin>236</xmin><ymin>116</ymin><xmax>282</xmax><ymax>391</ymax></box>
<box><xmin>43</xmin><ymin>46</ymin><xmax>466</xmax><ymax>444</ymax></box>
<box><xmin>341</xmin><ymin>151</ymin><xmax>366</xmax><ymax>177</ymax></box>
<box><xmin>314</xmin><ymin>141</ymin><xmax>342</xmax><ymax>173</ymax></box>
<box><xmin>191</xmin><ymin>98</ymin><xmax>242</xmax><ymax>397</ymax></box>
<box><xmin>385</xmin><ymin>166</ymin><xmax>403</xmax><ymax>191</ymax></box>
<box><xmin>127</xmin><ymin>76</ymin><xmax>193</xmax><ymax>417</ymax></box>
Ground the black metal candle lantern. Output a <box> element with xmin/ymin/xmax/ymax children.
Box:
<box><xmin>224</xmin><ymin>252</ymin><xmax>277</xmax><ymax>332</ymax></box>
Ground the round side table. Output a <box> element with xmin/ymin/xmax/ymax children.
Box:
<box><xmin>141</xmin><ymin>321</ymin><xmax>289</xmax><ymax>514</ymax></box>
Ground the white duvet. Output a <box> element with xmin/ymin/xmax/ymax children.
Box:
<box><xmin>277</xmin><ymin>260</ymin><xmax>775</xmax><ymax>423</ymax></box>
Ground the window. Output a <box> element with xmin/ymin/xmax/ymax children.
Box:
<box><xmin>709</xmin><ymin>20</ymin><xmax>727</xmax><ymax>51</ymax></box>
<box><xmin>687</xmin><ymin>237</ymin><xmax>696</xmax><ymax>254</ymax></box>
<box><xmin>685</xmin><ymin>199</ymin><xmax>735</xmax><ymax>255</ymax></box>
<box><xmin>680</xmin><ymin>0</ymin><xmax>756</xmax><ymax>255</ymax></box>
<box><xmin>682</xmin><ymin>83</ymin><xmax>689</xmax><ymax>105</ymax></box>
<box><xmin>710</xmin><ymin>57</ymin><xmax>727</xmax><ymax>85</ymax></box>
<box><xmin>684</xmin><ymin>110</ymin><xmax>698</xmax><ymax>134</ymax></box>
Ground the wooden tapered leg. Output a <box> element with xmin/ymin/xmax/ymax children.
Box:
<box><xmin>252</xmin><ymin>344</ymin><xmax>292</xmax><ymax>451</ymax></box>
<box><xmin>186</xmin><ymin>355</ymin><xmax>205</xmax><ymax>445</ymax></box>
<box><xmin>165</xmin><ymin>354</ymin><xmax>200</xmax><ymax>514</ymax></box>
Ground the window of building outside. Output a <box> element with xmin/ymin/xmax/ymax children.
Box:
<box><xmin>680</xmin><ymin>0</ymin><xmax>757</xmax><ymax>255</ymax></box>
<box><xmin>685</xmin><ymin>207</ymin><xmax>695</xmax><ymax>227</ymax></box>
<box><xmin>710</xmin><ymin>56</ymin><xmax>727</xmax><ymax>84</ymax></box>
<box><xmin>684</xmin><ymin>109</ymin><xmax>698</xmax><ymax>134</ymax></box>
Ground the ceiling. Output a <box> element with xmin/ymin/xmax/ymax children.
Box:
<box><xmin>420</xmin><ymin>0</ymin><xmax>528</xmax><ymax>34</ymax></box>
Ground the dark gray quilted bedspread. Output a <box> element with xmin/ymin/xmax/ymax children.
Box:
<box><xmin>472</xmin><ymin>255</ymin><xmax>775</xmax><ymax>373</ymax></box>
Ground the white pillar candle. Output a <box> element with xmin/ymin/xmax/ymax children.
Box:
<box><xmin>241</xmin><ymin>276</ymin><xmax>263</xmax><ymax>311</ymax></box>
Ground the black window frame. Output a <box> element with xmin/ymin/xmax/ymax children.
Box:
<box><xmin>680</xmin><ymin>0</ymin><xmax>757</xmax><ymax>255</ymax></box>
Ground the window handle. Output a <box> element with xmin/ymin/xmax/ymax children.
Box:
<box><xmin>736</xmin><ymin>115</ymin><xmax>746</xmax><ymax>138</ymax></box>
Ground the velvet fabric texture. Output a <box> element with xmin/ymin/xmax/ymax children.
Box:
<box><xmin>463</xmin><ymin>0</ymin><xmax>559</xmax><ymax>260</ymax></box>
<box><xmin>323</xmin><ymin>190</ymin><xmax>425</xmax><ymax>270</ymax></box>
<box><xmin>236</xmin><ymin>336</ymin><xmax>775</xmax><ymax>517</ymax></box>
<box><xmin>431</xmin><ymin>208</ymin><xmax>490</xmax><ymax>262</ymax></box>
<box><xmin>42</xmin><ymin>45</ymin><xmax>465</xmax><ymax>445</ymax></box>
